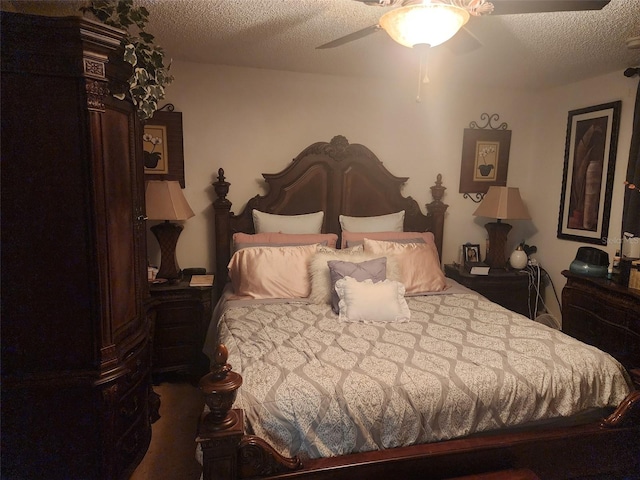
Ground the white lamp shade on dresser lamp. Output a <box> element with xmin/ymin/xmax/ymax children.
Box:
<box><xmin>473</xmin><ymin>186</ymin><xmax>531</xmax><ymax>269</ymax></box>
<box><xmin>145</xmin><ymin>180</ymin><xmax>195</xmax><ymax>280</ymax></box>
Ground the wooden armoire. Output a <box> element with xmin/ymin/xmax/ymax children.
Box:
<box><xmin>1</xmin><ymin>12</ymin><xmax>152</xmax><ymax>479</ymax></box>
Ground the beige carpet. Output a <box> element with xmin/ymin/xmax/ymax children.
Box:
<box><xmin>131</xmin><ymin>381</ymin><xmax>204</xmax><ymax>480</ymax></box>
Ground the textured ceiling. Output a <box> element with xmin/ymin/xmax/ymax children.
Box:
<box><xmin>5</xmin><ymin>0</ymin><xmax>640</xmax><ymax>90</ymax></box>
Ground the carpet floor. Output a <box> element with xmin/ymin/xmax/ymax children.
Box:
<box><xmin>131</xmin><ymin>380</ymin><xmax>203</xmax><ymax>480</ymax></box>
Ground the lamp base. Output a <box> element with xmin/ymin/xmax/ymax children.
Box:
<box><xmin>151</xmin><ymin>221</ymin><xmax>184</xmax><ymax>280</ymax></box>
<box><xmin>484</xmin><ymin>221</ymin><xmax>512</xmax><ymax>269</ymax></box>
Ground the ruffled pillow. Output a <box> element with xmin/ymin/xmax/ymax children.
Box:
<box><xmin>335</xmin><ymin>277</ymin><xmax>410</xmax><ymax>323</ymax></box>
<box><xmin>327</xmin><ymin>257</ymin><xmax>387</xmax><ymax>313</ymax></box>
<box><xmin>308</xmin><ymin>247</ymin><xmax>400</xmax><ymax>304</ymax></box>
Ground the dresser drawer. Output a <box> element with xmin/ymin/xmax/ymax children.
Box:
<box><xmin>566</xmin><ymin>287</ymin><xmax>640</xmax><ymax>336</ymax></box>
<box><xmin>115</xmin><ymin>393</ymin><xmax>151</xmax><ymax>474</ymax></box>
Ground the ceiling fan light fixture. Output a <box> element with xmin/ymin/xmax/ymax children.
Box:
<box><xmin>379</xmin><ymin>3</ymin><xmax>470</xmax><ymax>48</ymax></box>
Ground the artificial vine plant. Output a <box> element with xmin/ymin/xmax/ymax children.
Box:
<box><xmin>81</xmin><ymin>0</ymin><xmax>173</xmax><ymax>120</ymax></box>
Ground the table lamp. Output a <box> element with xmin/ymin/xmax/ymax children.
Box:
<box><xmin>473</xmin><ymin>186</ymin><xmax>530</xmax><ymax>269</ymax></box>
<box><xmin>145</xmin><ymin>180</ymin><xmax>195</xmax><ymax>280</ymax></box>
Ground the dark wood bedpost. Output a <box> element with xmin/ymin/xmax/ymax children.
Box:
<box><xmin>198</xmin><ymin>344</ymin><xmax>244</xmax><ymax>480</ymax></box>
<box><xmin>214</xmin><ymin>169</ymin><xmax>232</xmax><ymax>300</ymax></box>
<box><xmin>197</xmin><ymin>344</ymin><xmax>303</xmax><ymax>480</ymax></box>
<box><xmin>426</xmin><ymin>174</ymin><xmax>448</xmax><ymax>261</ymax></box>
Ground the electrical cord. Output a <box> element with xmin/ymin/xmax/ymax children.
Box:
<box><xmin>525</xmin><ymin>263</ymin><xmax>562</xmax><ymax>329</ymax></box>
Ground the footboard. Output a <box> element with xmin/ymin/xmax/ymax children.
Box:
<box><xmin>198</xmin><ymin>344</ymin><xmax>640</xmax><ymax>480</ymax></box>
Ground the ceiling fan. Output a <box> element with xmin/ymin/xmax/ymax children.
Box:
<box><xmin>317</xmin><ymin>0</ymin><xmax>612</xmax><ymax>54</ymax></box>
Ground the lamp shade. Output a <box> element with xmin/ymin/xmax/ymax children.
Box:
<box><xmin>145</xmin><ymin>180</ymin><xmax>194</xmax><ymax>221</ymax></box>
<box><xmin>379</xmin><ymin>4</ymin><xmax>470</xmax><ymax>48</ymax></box>
<box><xmin>473</xmin><ymin>186</ymin><xmax>531</xmax><ymax>220</ymax></box>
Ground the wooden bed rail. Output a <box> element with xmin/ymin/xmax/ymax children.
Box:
<box><xmin>197</xmin><ymin>344</ymin><xmax>640</xmax><ymax>480</ymax></box>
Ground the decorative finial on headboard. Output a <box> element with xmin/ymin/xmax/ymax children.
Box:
<box><xmin>326</xmin><ymin>135</ymin><xmax>350</xmax><ymax>160</ymax></box>
<box><xmin>431</xmin><ymin>173</ymin><xmax>446</xmax><ymax>204</ymax></box>
<box><xmin>214</xmin><ymin>168</ymin><xmax>231</xmax><ymax>205</ymax></box>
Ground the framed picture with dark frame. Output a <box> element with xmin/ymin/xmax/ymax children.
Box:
<box><xmin>143</xmin><ymin>105</ymin><xmax>185</xmax><ymax>187</ymax></box>
<box><xmin>459</xmin><ymin>114</ymin><xmax>512</xmax><ymax>196</ymax></box>
<box><xmin>463</xmin><ymin>243</ymin><xmax>481</xmax><ymax>265</ymax></box>
<box><xmin>557</xmin><ymin>101</ymin><xmax>621</xmax><ymax>245</ymax></box>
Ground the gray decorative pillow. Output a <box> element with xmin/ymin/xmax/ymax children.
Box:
<box><xmin>327</xmin><ymin>257</ymin><xmax>387</xmax><ymax>313</ymax></box>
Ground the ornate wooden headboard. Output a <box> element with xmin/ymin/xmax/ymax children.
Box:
<box><xmin>212</xmin><ymin>135</ymin><xmax>448</xmax><ymax>297</ymax></box>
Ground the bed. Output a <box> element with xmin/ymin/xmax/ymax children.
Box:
<box><xmin>197</xmin><ymin>135</ymin><xmax>640</xmax><ymax>480</ymax></box>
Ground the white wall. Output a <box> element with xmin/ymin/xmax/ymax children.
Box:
<box><xmin>526</xmin><ymin>70</ymin><xmax>636</xmax><ymax>321</ymax></box>
<box><xmin>149</xmin><ymin>61</ymin><xmax>635</xmax><ymax>327</ymax></box>
<box><xmin>149</xmin><ymin>60</ymin><xmax>538</xmax><ymax>272</ymax></box>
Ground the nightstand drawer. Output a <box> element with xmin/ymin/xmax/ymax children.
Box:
<box><xmin>149</xmin><ymin>277</ymin><xmax>213</xmax><ymax>375</ymax></box>
<box><xmin>155</xmin><ymin>301</ymin><xmax>203</xmax><ymax>326</ymax></box>
<box><xmin>155</xmin><ymin>323</ymin><xmax>198</xmax><ymax>345</ymax></box>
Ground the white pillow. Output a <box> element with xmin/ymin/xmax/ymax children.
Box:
<box><xmin>335</xmin><ymin>277</ymin><xmax>410</xmax><ymax>323</ymax></box>
<box><xmin>252</xmin><ymin>210</ymin><xmax>324</xmax><ymax>234</ymax></box>
<box><xmin>339</xmin><ymin>211</ymin><xmax>404</xmax><ymax>233</ymax></box>
<box><xmin>308</xmin><ymin>247</ymin><xmax>401</xmax><ymax>304</ymax></box>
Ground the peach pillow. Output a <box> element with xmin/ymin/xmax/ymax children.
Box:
<box><xmin>233</xmin><ymin>232</ymin><xmax>338</xmax><ymax>251</ymax></box>
<box><xmin>228</xmin><ymin>244</ymin><xmax>319</xmax><ymax>299</ymax></box>
<box><xmin>341</xmin><ymin>231</ymin><xmax>436</xmax><ymax>249</ymax></box>
<box><xmin>363</xmin><ymin>238</ymin><xmax>446</xmax><ymax>295</ymax></box>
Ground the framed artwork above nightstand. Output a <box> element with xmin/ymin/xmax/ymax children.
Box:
<box><xmin>445</xmin><ymin>264</ymin><xmax>542</xmax><ymax>319</ymax></box>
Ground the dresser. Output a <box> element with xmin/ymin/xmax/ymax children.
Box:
<box><xmin>561</xmin><ymin>270</ymin><xmax>640</xmax><ymax>387</ymax></box>
<box><xmin>1</xmin><ymin>13</ymin><xmax>151</xmax><ymax>479</ymax></box>
<box><xmin>444</xmin><ymin>264</ymin><xmax>542</xmax><ymax>318</ymax></box>
<box><xmin>149</xmin><ymin>276</ymin><xmax>213</xmax><ymax>378</ymax></box>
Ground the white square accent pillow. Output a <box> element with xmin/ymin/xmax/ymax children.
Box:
<box><xmin>339</xmin><ymin>211</ymin><xmax>404</xmax><ymax>233</ymax></box>
<box><xmin>335</xmin><ymin>277</ymin><xmax>410</xmax><ymax>323</ymax></box>
<box><xmin>252</xmin><ymin>210</ymin><xmax>324</xmax><ymax>234</ymax></box>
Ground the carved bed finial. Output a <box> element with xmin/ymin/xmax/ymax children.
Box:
<box><xmin>430</xmin><ymin>173</ymin><xmax>446</xmax><ymax>204</ymax></box>
<box><xmin>324</xmin><ymin>135</ymin><xmax>350</xmax><ymax>160</ymax></box>
<box><xmin>214</xmin><ymin>168</ymin><xmax>231</xmax><ymax>204</ymax></box>
<box><xmin>199</xmin><ymin>343</ymin><xmax>243</xmax><ymax>432</ymax></box>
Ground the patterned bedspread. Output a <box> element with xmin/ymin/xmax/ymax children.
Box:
<box><xmin>210</xmin><ymin>288</ymin><xmax>632</xmax><ymax>460</ymax></box>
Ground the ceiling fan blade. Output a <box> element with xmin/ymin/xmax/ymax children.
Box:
<box><xmin>316</xmin><ymin>24</ymin><xmax>382</xmax><ymax>49</ymax></box>
<box><xmin>491</xmin><ymin>0</ymin><xmax>610</xmax><ymax>15</ymax></box>
<box><xmin>445</xmin><ymin>26</ymin><xmax>482</xmax><ymax>55</ymax></box>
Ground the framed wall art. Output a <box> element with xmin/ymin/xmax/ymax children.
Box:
<box><xmin>143</xmin><ymin>104</ymin><xmax>185</xmax><ymax>187</ymax></box>
<box><xmin>557</xmin><ymin>101</ymin><xmax>621</xmax><ymax>245</ymax></box>
<box><xmin>459</xmin><ymin>113</ymin><xmax>511</xmax><ymax>201</ymax></box>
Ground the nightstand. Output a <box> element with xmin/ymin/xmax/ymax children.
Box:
<box><xmin>444</xmin><ymin>264</ymin><xmax>542</xmax><ymax>319</ymax></box>
<box><xmin>149</xmin><ymin>275</ymin><xmax>213</xmax><ymax>378</ymax></box>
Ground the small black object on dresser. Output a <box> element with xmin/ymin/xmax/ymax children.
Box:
<box><xmin>149</xmin><ymin>275</ymin><xmax>213</xmax><ymax>379</ymax></box>
<box><xmin>562</xmin><ymin>270</ymin><xmax>640</xmax><ymax>388</ymax></box>
<box><xmin>445</xmin><ymin>264</ymin><xmax>542</xmax><ymax>319</ymax></box>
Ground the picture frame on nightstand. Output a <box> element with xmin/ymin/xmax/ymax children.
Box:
<box><xmin>463</xmin><ymin>243</ymin><xmax>481</xmax><ymax>265</ymax></box>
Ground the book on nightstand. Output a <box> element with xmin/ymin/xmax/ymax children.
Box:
<box><xmin>467</xmin><ymin>263</ymin><xmax>490</xmax><ymax>275</ymax></box>
<box><xmin>190</xmin><ymin>274</ymin><xmax>214</xmax><ymax>287</ymax></box>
